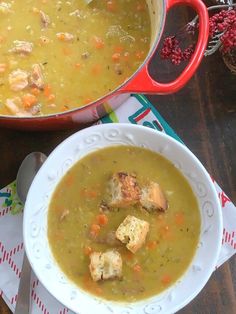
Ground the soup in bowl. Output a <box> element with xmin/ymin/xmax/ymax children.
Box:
<box><xmin>0</xmin><ymin>0</ymin><xmax>209</xmax><ymax>129</ymax></box>
<box><xmin>23</xmin><ymin>124</ymin><xmax>222</xmax><ymax>313</ymax></box>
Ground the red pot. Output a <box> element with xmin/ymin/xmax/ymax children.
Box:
<box><xmin>0</xmin><ymin>0</ymin><xmax>209</xmax><ymax>131</ymax></box>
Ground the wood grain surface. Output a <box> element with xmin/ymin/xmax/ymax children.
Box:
<box><xmin>0</xmin><ymin>5</ymin><xmax>235</xmax><ymax>314</ymax></box>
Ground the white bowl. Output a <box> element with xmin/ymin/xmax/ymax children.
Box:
<box><xmin>23</xmin><ymin>124</ymin><xmax>223</xmax><ymax>314</ymax></box>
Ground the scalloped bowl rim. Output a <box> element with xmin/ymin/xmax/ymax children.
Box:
<box><xmin>23</xmin><ymin>123</ymin><xmax>223</xmax><ymax>314</ymax></box>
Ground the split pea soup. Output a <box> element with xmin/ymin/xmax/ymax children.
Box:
<box><xmin>0</xmin><ymin>0</ymin><xmax>151</xmax><ymax>117</ymax></box>
<box><xmin>48</xmin><ymin>146</ymin><xmax>201</xmax><ymax>302</ymax></box>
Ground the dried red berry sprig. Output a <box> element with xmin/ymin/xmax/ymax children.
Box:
<box><xmin>209</xmin><ymin>9</ymin><xmax>236</xmax><ymax>53</ymax></box>
<box><xmin>160</xmin><ymin>37</ymin><xmax>194</xmax><ymax>65</ymax></box>
<box><xmin>160</xmin><ymin>7</ymin><xmax>236</xmax><ymax>65</ymax></box>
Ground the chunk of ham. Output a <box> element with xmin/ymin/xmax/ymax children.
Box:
<box><xmin>29</xmin><ymin>64</ymin><xmax>44</xmax><ymax>89</ymax></box>
<box><xmin>5</xmin><ymin>96</ymin><xmax>40</xmax><ymax>116</ymax></box>
<box><xmin>9</xmin><ymin>40</ymin><xmax>33</xmax><ymax>55</ymax></box>
<box><xmin>56</xmin><ymin>32</ymin><xmax>74</xmax><ymax>42</ymax></box>
<box><xmin>0</xmin><ymin>2</ymin><xmax>12</xmax><ymax>14</ymax></box>
<box><xmin>5</xmin><ymin>97</ymin><xmax>31</xmax><ymax>117</ymax></box>
<box><xmin>40</xmin><ymin>10</ymin><xmax>50</xmax><ymax>28</ymax></box>
<box><xmin>8</xmin><ymin>69</ymin><xmax>28</xmax><ymax>91</ymax></box>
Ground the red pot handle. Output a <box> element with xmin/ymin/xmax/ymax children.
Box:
<box><xmin>120</xmin><ymin>0</ymin><xmax>209</xmax><ymax>94</ymax></box>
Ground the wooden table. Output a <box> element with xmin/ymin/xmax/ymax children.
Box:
<box><xmin>0</xmin><ymin>5</ymin><xmax>235</xmax><ymax>314</ymax></box>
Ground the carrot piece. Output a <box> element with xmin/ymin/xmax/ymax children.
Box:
<box><xmin>82</xmin><ymin>189</ymin><xmax>97</xmax><ymax>198</ymax></box>
<box><xmin>133</xmin><ymin>264</ymin><xmax>142</xmax><ymax>273</ymax></box>
<box><xmin>75</xmin><ymin>63</ymin><xmax>81</xmax><ymax>69</ymax></box>
<box><xmin>96</xmin><ymin>214</ymin><xmax>108</xmax><ymax>226</ymax></box>
<box><xmin>136</xmin><ymin>2</ymin><xmax>146</xmax><ymax>11</ymax></box>
<box><xmin>175</xmin><ymin>212</ymin><xmax>185</xmax><ymax>225</ymax></box>
<box><xmin>112</xmin><ymin>52</ymin><xmax>121</xmax><ymax>63</ymax></box>
<box><xmin>83</xmin><ymin>98</ymin><xmax>93</xmax><ymax>104</ymax></box>
<box><xmin>31</xmin><ymin>87</ymin><xmax>40</xmax><ymax>96</ymax></box>
<box><xmin>92</xmin><ymin>36</ymin><xmax>104</xmax><ymax>49</ymax></box>
<box><xmin>84</xmin><ymin>246</ymin><xmax>93</xmax><ymax>256</ymax></box>
<box><xmin>107</xmin><ymin>0</ymin><xmax>117</xmax><ymax>12</ymax></box>
<box><xmin>0</xmin><ymin>63</ymin><xmax>7</xmax><ymax>73</ymax></box>
<box><xmin>91</xmin><ymin>64</ymin><xmax>102</xmax><ymax>75</ymax></box>
<box><xmin>22</xmin><ymin>94</ymin><xmax>38</xmax><ymax>108</ymax></box>
<box><xmin>124</xmin><ymin>251</ymin><xmax>133</xmax><ymax>260</ymax></box>
<box><xmin>147</xmin><ymin>240</ymin><xmax>157</xmax><ymax>250</ymax></box>
<box><xmin>63</xmin><ymin>47</ymin><xmax>72</xmax><ymax>56</ymax></box>
<box><xmin>114</xmin><ymin>46</ymin><xmax>124</xmax><ymax>53</ymax></box>
<box><xmin>88</xmin><ymin>190</ymin><xmax>98</xmax><ymax>198</ymax></box>
<box><xmin>0</xmin><ymin>35</ymin><xmax>5</xmax><ymax>43</ymax></box>
<box><xmin>57</xmin><ymin>33</ymin><xmax>66</xmax><ymax>41</ymax></box>
<box><xmin>64</xmin><ymin>175</ymin><xmax>74</xmax><ymax>187</ymax></box>
<box><xmin>159</xmin><ymin>225</ymin><xmax>172</xmax><ymax>240</ymax></box>
<box><xmin>90</xmin><ymin>224</ymin><xmax>101</xmax><ymax>238</ymax></box>
<box><xmin>161</xmin><ymin>274</ymin><xmax>172</xmax><ymax>285</ymax></box>
<box><xmin>44</xmin><ymin>84</ymin><xmax>52</xmax><ymax>97</ymax></box>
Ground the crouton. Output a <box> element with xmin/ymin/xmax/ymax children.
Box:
<box><xmin>140</xmin><ymin>181</ymin><xmax>168</xmax><ymax>212</ymax></box>
<box><xmin>89</xmin><ymin>250</ymin><xmax>122</xmax><ymax>282</ymax></box>
<box><xmin>115</xmin><ymin>215</ymin><xmax>149</xmax><ymax>253</ymax></box>
<box><xmin>109</xmin><ymin>172</ymin><xmax>140</xmax><ymax>208</ymax></box>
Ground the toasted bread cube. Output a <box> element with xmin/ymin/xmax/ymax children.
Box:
<box><xmin>109</xmin><ymin>172</ymin><xmax>140</xmax><ymax>208</ymax></box>
<box><xmin>140</xmin><ymin>181</ymin><xmax>168</xmax><ymax>212</ymax></box>
<box><xmin>89</xmin><ymin>250</ymin><xmax>122</xmax><ymax>282</ymax></box>
<box><xmin>116</xmin><ymin>215</ymin><xmax>149</xmax><ymax>253</ymax></box>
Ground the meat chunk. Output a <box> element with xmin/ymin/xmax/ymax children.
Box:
<box><xmin>89</xmin><ymin>250</ymin><xmax>122</xmax><ymax>282</ymax></box>
<box><xmin>116</xmin><ymin>215</ymin><xmax>149</xmax><ymax>253</ymax></box>
<box><xmin>9</xmin><ymin>40</ymin><xmax>33</xmax><ymax>55</ymax></box>
<box><xmin>40</xmin><ymin>10</ymin><xmax>50</xmax><ymax>28</ymax></box>
<box><xmin>56</xmin><ymin>32</ymin><xmax>74</xmax><ymax>42</ymax></box>
<box><xmin>69</xmin><ymin>9</ymin><xmax>87</xmax><ymax>19</ymax></box>
<box><xmin>0</xmin><ymin>2</ymin><xmax>12</xmax><ymax>14</ymax></box>
<box><xmin>29</xmin><ymin>103</ymin><xmax>41</xmax><ymax>115</ymax></box>
<box><xmin>5</xmin><ymin>96</ymin><xmax>40</xmax><ymax>117</ymax></box>
<box><xmin>114</xmin><ymin>64</ymin><xmax>123</xmax><ymax>76</ymax></box>
<box><xmin>81</xmin><ymin>52</ymin><xmax>90</xmax><ymax>59</ymax></box>
<box><xmin>29</xmin><ymin>64</ymin><xmax>44</xmax><ymax>89</ymax></box>
<box><xmin>8</xmin><ymin>69</ymin><xmax>28</xmax><ymax>91</ymax></box>
<box><xmin>5</xmin><ymin>97</ymin><xmax>31</xmax><ymax>117</ymax></box>
<box><xmin>140</xmin><ymin>181</ymin><xmax>168</xmax><ymax>212</ymax></box>
<box><xmin>99</xmin><ymin>200</ymin><xmax>110</xmax><ymax>213</ymax></box>
<box><xmin>108</xmin><ymin>172</ymin><xmax>140</xmax><ymax>208</ymax></box>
